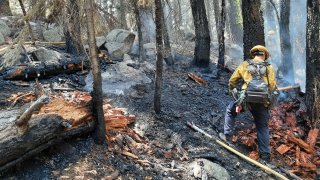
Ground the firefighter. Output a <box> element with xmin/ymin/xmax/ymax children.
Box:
<box><xmin>219</xmin><ymin>45</ymin><xmax>277</xmax><ymax>162</ymax></box>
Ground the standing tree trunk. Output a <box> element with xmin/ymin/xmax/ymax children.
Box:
<box><xmin>0</xmin><ymin>0</ymin><xmax>12</xmax><ymax>16</ymax></box>
<box><xmin>173</xmin><ymin>0</ymin><xmax>183</xmax><ymax>40</ymax></box>
<box><xmin>85</xmin><ymin>0</ymin><xmax>106</xmax><ymax>144</ymax></box>
<box><xmin>227</xmin><ymin>0</ymin><xmax>243</xmax><ymax>45</ymax></box>
<box><xmin>18</xmin><ymin>0</ymin><xmax>35</xmax><ymax>42</ymax></box>
<box><xmin>119</xmin><ymin>0</ymin><xmax>127</xmax><ymax>29</ymax></box>
<box><xmin>162</xmin><ymin>0</ymin><xmax>174</xmax><ymax>66</ymax></box>
<box><xmin>215</xmin><ymin>0</ymin><xmax>226</xmax><ymax>69</ymax></box>
<box><xmin>154</xmin><ymin>0</ymin><xmax>164</xmax><ymax>114</ymax></box>
<box><xmin>242</xmin><ymin>0</ymin><xmax>265</xmax><ymax>59</ymax></box>
<box><xmin>204</xmin><ymin>0</ymin><xmax>214</xmax><ymax>41</ymax></box>
<box><xmin>190</xmin><ymin>0</ymin><xmax>211</xmax><ymax>67</ymax></box>
<box><xmin>306</xmin><ymin>0</ymin><xmax>320</xmax><ymax>128</ymax></box>
<box><xmin>134</xmin><ymin>1</ymin><xmax>145</xmax><ymax>62</ymax></box>
<box><xmin>279</xmin><ymin>0</ymin><xmax>294</xmax><ymax>83</ymax></box>
<box><xmin>65</xmin><ymin>0</ymin><xmax>85</xmax><ymax>55</ymax></box>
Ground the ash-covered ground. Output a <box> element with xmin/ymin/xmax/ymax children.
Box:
<box><xmin>0</xmin><ymin>55</ymin><xmax>276</xmax><ymax>180</ymax></box>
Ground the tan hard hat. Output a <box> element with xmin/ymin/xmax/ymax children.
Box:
<box><xmin>250</xmin><ymin>45</ymin><xmax>270</xmax><ymax>59</ymax></box>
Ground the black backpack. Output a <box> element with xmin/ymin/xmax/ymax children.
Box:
<box><xmin>245</xmin><ymin>59</ymin><xmax>271</xmax><ymax>104</ymax></box>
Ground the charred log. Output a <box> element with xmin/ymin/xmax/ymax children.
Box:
<box><xmin>0</xmin><ymin>112</ymin><xmax>94</xmax><ymax>173</ymax></box>
<box><xmin>3</xmin><ymin>56</ymin><xmax>88</xmax><ymax>80</ymax></box>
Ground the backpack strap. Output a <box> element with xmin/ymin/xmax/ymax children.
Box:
<box><xmin>264</xmin><ymin>62</ymin><xmax>271</xmax><ymax>93</ymax></box>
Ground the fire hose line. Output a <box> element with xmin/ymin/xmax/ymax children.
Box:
<box><xmin>186</xmin><ymin>122</ymin><xmax>290</xmax><ymax>180</ymax></box>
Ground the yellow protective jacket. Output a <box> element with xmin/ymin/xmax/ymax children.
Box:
<box><xmin>229</xmin><ymin>59</ymin><xmax>277</xmax><ymax>92</ymax></box>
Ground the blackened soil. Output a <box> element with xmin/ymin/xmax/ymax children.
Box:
<box><xmin>0</xmin><ymin>56</ymin><xmax>276</xmax><ymax>180</ymax></box>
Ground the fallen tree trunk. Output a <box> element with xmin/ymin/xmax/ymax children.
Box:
<box><xmin>0</xmin><ymin>111</ymin><xmax>94</xmax><ymax>173</ymax></box>
<box><xmin>0</xmin><ymin>97</ymin><xmax>94</xmax><ymax>173</ymax></box>
<box><xmin>3</xmin><ymin>56</ymin><xmax>88</xmax><ymax>80</ymax></box>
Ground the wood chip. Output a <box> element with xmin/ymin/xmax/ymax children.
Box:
<box><xmin>287</xmin><ymin>135</ymin><xmax>316</xmax><ymax>154</ymax></box>
<box><xmin>276</xmin><ymin>144</ymin><xmax>293</xmax><ymax>155</ymax></box>
<box><xmin>300</xmin><ymin>162</ymin><xmax>316</xmax><ymax>170</ymax></box>
<box><xmin>122</xmin><ymin>151</ymin><xmax>138</xmax><ymax>159</ymax></box>
<box><xmin>249</xmin><ymin>151</ymin><xmax>259</xmax><ymax>160</ymax></box>
<box><xmin>296</xmin><ymin>146</ymin><xmax>301</xmax><ymax>166</ymax></box>
<box><xmin>307</xmin><ymin>129</ymin><xmax>319</xmax><ymax>148</ymax></box>
<box><xmin>187</xmin><ymin>72</ymin><xmax>208</xmax><ymax>85</ymax></box>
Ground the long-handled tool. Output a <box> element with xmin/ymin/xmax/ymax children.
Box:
<box><xmin>186</xmin><ymin>121</ymin><xmax>294</xmax><ymax>180</ymax></box>
<box><xmin>277</xmin><ymin>84</ymin><xmax>300</xmax><ymax>93</ymax></box>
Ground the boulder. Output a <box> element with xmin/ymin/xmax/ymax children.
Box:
<box><xmin>96</xmin><ymin>36</ymin><xmax>106</xmax><ymax>48</ymax></box>
<box><xmin>31</xmin><ymin>47</ymin><xmax>62</xmax><ymax>63</ymax></box>
<box><xmin>188</xmin><ymin>159</ymin><xmax>230</xmax><ymax>180</ymax></box>
<box><xmin>0</xmin><ymin>46</ymin><xmax>25</xmax><ymax>70</ymax></box>
<box><xmin>43</xmin><ymin>27</ymin><xmax>64</xmax><ymax>42</ymax></box>
<box><xmin>84</xmin><ymin>54</ymin><xmax>151</xmax><ymax>95</ymax></box>
<box><xmin>0</xmin><ymin>20</ymin><xmax>11</xmax><ymax>37</ymax></box>
<box><xmin>0</xmin><ymin>33</ymin><xmax>5</xmax><ymax>45</ymax></box>
<box><xmin>104</xmin><ymin>29</ymin><xmax>135</xmax><ymax>59</ymax></box>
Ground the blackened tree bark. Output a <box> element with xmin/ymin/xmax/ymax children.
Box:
<box><xmin>227</xmin><ymin>0</ymin><xmax>243</xmax><ymax>45</ymax></box>
<box><xmin>0</xmin><ymin>0</ymin><xmax>12</xmax><ymax>16</ymax></box>
<box><xmin>190</xmin><ymin>0</ymin><xmax>211</xmax><ymax>67</ymax></box>
<box><xmin>133</xmin><ymin>0</ymin><xmax>145</xmax><ymax>62</ymax></box>
<box><xmin>85</xmin><ymin>0</ymin><xmax>106</xmax><ymax>144</ymax></box>
<box><xmin>306</xmin><ymin>0</ymin><xmax>320</xmax><ymax>128</ymax></box>
<box><xmin>154</xmin><ymin>0</ymin><xmax>164</xmax><ymax>114</ymax></box>
<box><xmin>242</xmin><ymin>0</ymin><xmax>265</xmax><ymax>59</ymax></box>
<box><xmin>162</xmin><ymin>0</ymin><xmax>174</xmax><ymax>66</ymax></box>
<box><xmin>215</xmin><ymin>0</ymin><xmax>226</xmax><ymax>69</ymax></box>
<box><xmin>279</xmin><ymin>0</ymin><xmax>294</xmax><ymax>82</ymax></box>
<box><xmin>65</xmin><ymin>0</ymin><xmax>85</xmax><ymax>55</ymax></box>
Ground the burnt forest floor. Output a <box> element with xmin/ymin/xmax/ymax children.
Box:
<box><xmin>0</xmin><ymin>55</ymin><xmax>281</xmax><ymax>180</ymax></box>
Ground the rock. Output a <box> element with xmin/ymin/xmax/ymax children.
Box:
<box><xmin>0</xmin><ymin>20</ymin><xmax>11</xmax><ymax>37</ymax></box>
<box><xmin>32</xmin><ymin>47</ymin><xmax>62</xmax><ymax>63</ymax></box>
<box><xmin>0</xmin><ymin>45</ymin><xmax>25</xmax><ymax>70</ymax></box>
<box><xmin>84</xmin><ymin>56</ymin><xmax>151</xmax><ymax>95</ymax></box>
<box><xmin>96</xmin><ymin>36</ymin><xmax>106</xmax><ymax>48</ymax></box>
<box><xmin>0</xmin><ymin>33</ymin><xmax>5</xmax><ymax>45</ymax></box>
<box><xmin>104</xmin><ymin>29</ymin><xmax>135</xmax><ymax>59</ymax></box>
<box><xmin>188</xmin><ymin>159</ymin><xmax>230</xmax><ymax>180</ymax></box>
<box><xmin>43</xmin><ymin>27</ymin><xmax>64</xmax><ymax>42</ymax></box>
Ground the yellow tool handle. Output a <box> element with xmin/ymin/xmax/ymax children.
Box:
<box><xmin>187</xmin><ymin>122</ymin><xmax>289</xmax><ymax>180</ymax></box>
<box><xmin>278</xmin><ymin>85</ymin><xmax>299</xmax><ymax>91</ymax></box>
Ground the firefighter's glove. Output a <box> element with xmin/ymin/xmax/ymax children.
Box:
<box><xmin>230</xmin><ymin>88</ymin><xmax>238</xmax><ymax>100</ymax></box>
<box><xmin>236</xmin><ymin>105</ymin><xmax>242</xmax><ymax>114</ymax></box>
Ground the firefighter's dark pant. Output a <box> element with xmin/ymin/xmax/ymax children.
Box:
<box><xmin>224</xmin><ymin>101</ymin><xmax>270</xmax><ymax>155</ymax></box>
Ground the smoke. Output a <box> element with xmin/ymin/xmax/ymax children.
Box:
<box><xmin>289</xmin><ymin>0</ymin><xmax>306</xmax><ymax>92</ymax></box>
<box><xmin>263</xmin><ymin>0</ymin><xmax>306</xmax><ymax>92</ymax></box>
